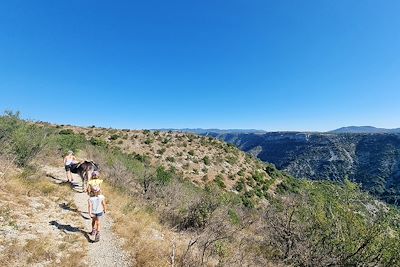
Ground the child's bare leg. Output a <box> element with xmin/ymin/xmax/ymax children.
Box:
<box><xmin>94</xmin><ymin>217</ymin><xmax>101</xmax><ymax>241</ymax></box>
<box><xmin>96</xmin><ymin>217</ymin><xmax>101</xmax><ymax>232</ymax></box>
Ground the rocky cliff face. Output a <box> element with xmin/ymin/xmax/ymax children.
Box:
<box><xmin>206</xmin><ymin>132</ymin><xmax>400</xmax><ymax>205</ymax></box>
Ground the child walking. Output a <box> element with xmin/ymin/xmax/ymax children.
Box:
<box><xmin>88</xmin><ymin>186</ymin><xmax>106</xmax><ymax>242</ymax></box>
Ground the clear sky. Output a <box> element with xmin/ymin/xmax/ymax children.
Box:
<box><xmin>0</xmin><ymin>1</ymin><xmax>399</xmax><ymax>131</ymax></box>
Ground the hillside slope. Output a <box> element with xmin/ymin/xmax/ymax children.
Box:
<box><xmin>2</xmin><ymin>113</ymin><xmax>400</xmax><ymax>266</ymax></box>
<box><xmin>47</xmin><ymin>124</ymin><xmax>272</xmax><ymax>191</ymax></box>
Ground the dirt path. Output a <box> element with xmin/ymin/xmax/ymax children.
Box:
<box><xmin>43</xmin><ymin>166</ymin><xmax>133</xmax><ymax>267</ymax></box>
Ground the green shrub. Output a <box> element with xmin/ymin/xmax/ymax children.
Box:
<box><xmin>157</xmin><ymin>148</ymin><xmax>166</xmax><ymax>155</ymax></box>
<box><xmin>214</xmin><ymin>174</ymin><xmax>226</xmax><ymax>189</ymax></box>
<box><xmin>90</xmin><ymin>137</ymin><xmax>107</xmax><ymax>148</ymax></box>
<box><xmin>180</xmin><ymin>198</ymin><xmax>217</xmax><ymax>229</ymax></box>
<box><xmin>226</xmin><ymin>155</ymin><xmax>238</xmax><ymax>165</ymax></box>
<box><xmin>202</xmin><ymin>156</ymin><xmax>210</xmax><ymax>165</ymax></box>
<box><xmin>228</xmin><ymin>209</ymin><xmax>241</xmax><ymax>225</ymax></box>
<box><xmin>144</xmin><ymin>138</ymin><xmax>154</xmax><ymax>145</ymax></box>
<box><xmin>276</xmin><ymin>176</ymin><xmax>301</xmax><ymax>194</ymax></box>
<box><xmin>155</xmin><ymin>166</ymin><xmax>173</xmax><ymax>185</ymax></box>
<box><xmin>241</xmin><ymin>195</ymin><xmax>254</xmax><ymax>208</ymax></box>
<box><xmin>234</xmin><ymin>179</ymin><xmax>245</xmax><ymax>192</ymax></box>
<box><xmin>246</xmin><ymin>176</ymin><xmax>255</xmax><ymax>187</ymax></box>
<box><xmin>252</xmin><ymin>171</ymin><xmax>265</xmax><ymax>183</ymax></box>
<box><xmin>0</xmin><ymin>115</ymin><xmax>37</xmax><ymax>165</ymax></box>
<box><xmin>255</xmin><ymin>188</ymin><xmax>263</xmax><ymax>197</ymax></box>
<box><xmin>109</xmin><ymin>134</ymin><xmax>120</xmax><ymax>140</ymax></box>
<box><xmin>52</xmin><ymin>133</ymin><xmax>86</xmax><ymax>155</ymax></box>
<box><xmin>130</xmin><ymin>153</ymin><xmax>150</xmax><ymax>164</ymax></box>
<box><xmin>188</xmin><ymin>150</ymin><xmax>195</xmax><ymax>156</ymax></box>
<box><xmin>0</xmin><ymin>112</ymin><xmax>62</xmax><ymax>165</ymax></box>
<box><xmin>12</xmin><ymin>124</ymin><xmax>48</xmax><ymax>166</ymax></box>
<box><xmin>58</xmin><ymin>129</ymin><xmax>74</xmax><ymax>135</ymax></box>
<box><xmin>237</xmin><ymin>169</ymin><xmax>245</xmax><ymax>176</ymax></box>
<box><xmin>166</xmin><ymin>156</ymin><xmax>175</xmax><ymax>162</ymax></box>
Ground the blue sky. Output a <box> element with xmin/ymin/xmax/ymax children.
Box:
<box><xmin>0</xmin><ymin>1</ymin><xmax>399</xmax><ymax>131</ymax></box>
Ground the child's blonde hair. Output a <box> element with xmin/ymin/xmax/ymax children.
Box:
<box><xmin>90</xmin><ymin>186</ymin><xmax>101</xmax><ymax>197</ymax></box>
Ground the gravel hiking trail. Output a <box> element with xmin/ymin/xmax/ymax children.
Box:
<box><xmin>43</xmin><ymin>165</ymin><xmax>133</xmax><ymax>267</ymax></box>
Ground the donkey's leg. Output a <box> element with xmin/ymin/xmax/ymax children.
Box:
<box><xmin>81</xmin><ymin>171</ymin><xmax>88</xmax><ymax>193</ymax></box>
<box><xmin>87</xmin><ymin>168</ymin><xmax>94</xmax><ymax>182</ymax></box>
<box><xmin>85</xmin><ymin>169</ymin><xmax>94</xmax><ymax>192</ymax></box>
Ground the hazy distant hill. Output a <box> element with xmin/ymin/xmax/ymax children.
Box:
<box><xmin>207</xmin><ymin>131</ymin><xmax>400</xmax><ymax>205</ymax></box>
<box><xmin>155</xmin><ymin>128</ymin><xmax>267</xmax><ymax>134</ymax></box>
<box><xmin>331</xmin><ymin>126</ymin><xmax>400</xmax><ymax>134</ymax></box>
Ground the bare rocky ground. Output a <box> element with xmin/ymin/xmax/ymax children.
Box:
<box><xmin>43</xmin><ymin>166</ymin><xmax>133</xmax><ymax>267</ymax></box>
<box><xmin>0</xmin><ymin>168</ymin><xmax>87</xmax><ymax>266</ymax></box>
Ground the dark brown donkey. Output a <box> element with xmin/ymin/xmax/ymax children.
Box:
<box><xmin>71</xmin><ymin>160</ymin><xmax>99</xmax><ymax>192</ymax></box>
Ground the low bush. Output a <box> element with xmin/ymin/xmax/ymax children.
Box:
<box><xmin>50</xmin><ymin>133</ymin><xmax>86</xmax><ymax>155</ymax></box>
<box><xmin>144</xmin><ymin>138</ymin><xmax>154</xmax><ymax>145</ymax></box>
<box><xmin>157</xmin><ymin>148</ymin><xmax>166</xmax><ymax>155</ymax></box>
<box><xmin>179</xmin><ymin>197</ymin><xmax>218</xmax><ymax>229</ymax></box>
<box><xmin>225</xmin><ymin>155</ymin><xmax>238</xmax><ymax>165</ymax></box>
<box><xmin>214</xmin><ymin>174</ymin><xmax>226</xmax><ymax>189</ymax></box>
<box><xmin>166</xmin><ymin>156</ymin><xmax>175</xmax><ymax>162</ymax></box>
<box><xmin>155</xmin><ymin>166</ymin><xmax>173</xmax><ymax>185</ymax></box>
<box><xmin>0</xmin><ymin>112</ymin><xmax>50</xmax><ymax>166</ymax></box>
<box><xmin>109</xmin><ymin>134</ymin><xmax>120</xmax><ymax>140</ymax></box>
<box><xmin>58</xmin><ymin>129</ymin><xmax>74</xmax><ymax>135</ymax></box>
<box><xmin>202</xmin><ymin>156</ymin><xmax>210</xmax><ymax>165</ymax></box>
<box><xmin>234</xmin><ymin>179</ymin><xmax>245</xmax><ymax>192</ymax></box>
<box><xmin>89</xmin><ymin>137</ymin><xmax>107</xmax><ymax>148</ymax></box>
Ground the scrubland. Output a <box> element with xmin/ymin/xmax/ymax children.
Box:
<box><xmin>1</xmin><ymin>112</ymin><xmax>400</xmax><ymax>266</ymax></box>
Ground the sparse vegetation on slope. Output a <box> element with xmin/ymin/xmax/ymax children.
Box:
<box><xmin>44</xmin><ymin>123</ymin><xmax>272</xmax><ymax>193</ymax></box>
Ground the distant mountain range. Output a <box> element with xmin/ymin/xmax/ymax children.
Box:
<box><xmin>330</xmin><ymin>126</ymin><xmax>400</xmax><ymax>134</ymax></box>
<box><xmin>154</xmin><ymin>128</ymin><xmax>267</xmax><ymax>134</ymax></box>
<box><xmin>155</xmin><ymin>126</ymin><xmax>400</xmax><ymax>135</ymax></box>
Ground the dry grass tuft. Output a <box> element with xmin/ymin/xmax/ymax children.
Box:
<box><xmin>102</xmin><ymin>183</ymin><xmax>185</xmax><ymax>267</ymax></box>
<box><xmin>25</xmin><ymin>237</ymin><xmax>57</xmax><ymax>264</ymax></box>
